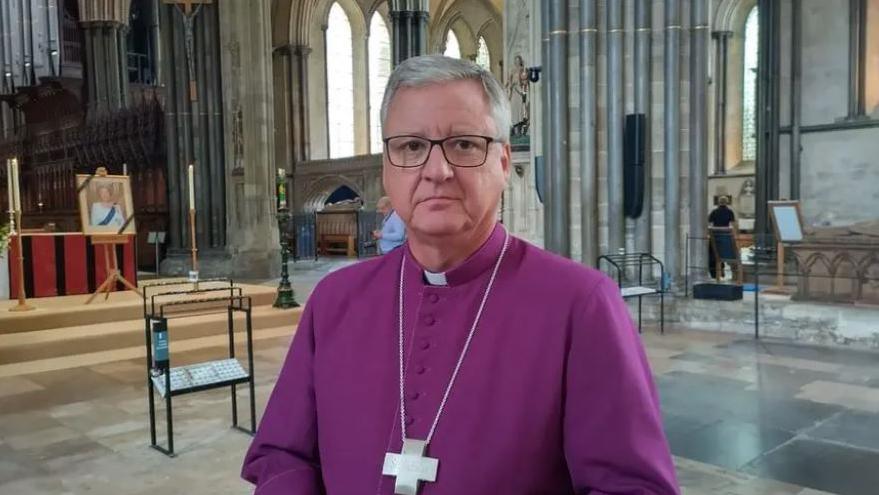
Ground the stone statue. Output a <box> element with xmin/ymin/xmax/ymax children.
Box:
<box><xmin>506</xmin><ymin>54</ymin><xmax>530</xmax><ymax>136</ymax></box>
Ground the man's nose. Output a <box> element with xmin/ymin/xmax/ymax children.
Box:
<box><xmin>421</xmin><ymin>143</ymin><xmax>454</xmax><ymax>182</ymax></box>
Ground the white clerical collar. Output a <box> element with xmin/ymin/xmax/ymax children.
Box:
<box><xmin>423</xmin><ymin>270</ymin><xmax>448</xmax><ymax>286</ymax></box>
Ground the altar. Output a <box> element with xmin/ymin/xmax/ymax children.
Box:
<box><xmin>5</xmin><ymin>232</ymin><xmax>137</xmax><ymax>299</ymax></box>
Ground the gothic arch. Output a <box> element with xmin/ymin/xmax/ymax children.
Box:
<box><xmin>431</xmin><ymin>0</ymin><xmax>500</xmax><ymax>63</ymax></box>
<box><xmin>302</xmin><ymin>175</ymin><xmax>364</xmax><ymax>211</ymax></box>
<box><xmin>713</xmin><ymin>0</ymin><xmax>758</xmax><ymax>32</ymax></box>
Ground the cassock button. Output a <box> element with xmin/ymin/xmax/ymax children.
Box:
<box><xmin>405</xmin><ymin>416</ymin><xmax>415</xmax><ymax>426</ymax></box>
<box><xmin>419</xmin><ymin>340</ymin><xmax>431</xmax><ymax>350</ymax></box>
<box><xmin>408</xmin><ymin>391</ymin><xmax>421</xmax><ymax>400</ymax></box>
<box><xmin>423</xmin><ymin>315</ymin><xmax>436</xmax><ymax>326</ymax></box>
<box><xmin>416</xmin><ymin>365</ymin><xmax>427</xmax><ymax>375</ymax></box>
<box><xmin>428</xmin><ymin>293</ymin><xmax>439</xmax><ymax>303</ymax></box>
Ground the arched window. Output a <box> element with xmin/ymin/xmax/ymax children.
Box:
<box><xmin>326</xmin><ymin>3</ymin><xmax>354</xmax><ymax>158</ymax></box>
<box><xmin>444</xmin><ymin>30</ymin><xmax>461</xmax><ymax>58</ymax></box>
<box><xmin>742</xmin><ymin>6</ymin><xmax>759</xmax><ymax>162</ymax></box>
<box><xmin>369</xmin><ymin>14</ymin><xmax>391</xmax><ymax>154</ymax></box>
<box><xmin>476</xmin><ymin>36</ymin><xmax>490</xmax><ymax>69</ymax></box>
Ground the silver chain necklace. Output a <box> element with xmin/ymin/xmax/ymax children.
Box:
<box><xmin>381</xmin><ymin>231</ymin><xmax>510</xmax><ymax>495</ymax></box>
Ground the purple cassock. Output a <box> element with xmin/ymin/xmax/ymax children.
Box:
<box><xmin>242</xmin><ymin>223</ymin><xmax>680</xmax><ymax>495</ymax></box>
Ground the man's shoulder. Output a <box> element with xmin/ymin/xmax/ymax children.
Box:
<box><xmin>513</xmin><ymin>237</ymin><xmax>613</xmax><ymax>296</ymax></box>
<box><xmin>309</xmin><ymin>251</ymin><xmax>400</xmax><ymax>304</ymax></box>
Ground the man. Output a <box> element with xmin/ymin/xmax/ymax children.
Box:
<box><xmin>708</xmin><ymin>196</ymin><xmax>736</xmax><ymax>279</ymax></box>
<box><xmin>242</xmin><ymin>55</ymin><xmax>679</xmax><ymax>495</ymax></box>
<box><xmin>373</xmin><ymin>196</ymin><xmax>406</xmax><ymax>254</ymax></box>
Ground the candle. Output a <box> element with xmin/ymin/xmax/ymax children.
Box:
<box><xmin>11</xmin><ymin>157</ymin><xmax>20</xmax><ymax>212</ymax></box>
<box><xmin>6</xmin><ymin>159</ymin><xmax>12</xmax><ymax>214</ymax></box>
<box><xmin>277</xmin><ymin>168</ymin><xmax>287</xmax><ymax>209</ymax></box>
<box><xmin>188</xmin><ymin>163</ymin><xmax>195</xmax><ymax>211</ymax></box>
<box><xmin>123</xmin><ymin>163</ymin><xmax>128</xmax><ymax>176</ymax></box>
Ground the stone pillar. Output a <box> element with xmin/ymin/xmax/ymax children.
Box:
<box><xmin>664</xmin><ymin>0</ymin><xmax>681</xmax><ymax>282</ymax></box>
<box><xmin>78</xmin><ymin>0</ymin><xmax>131</xmax><ymax>116</ymax></box>
<box><xmin>633</xmin><ymin>0</ymin><xmax>652</xmax><ymax>257</ymax></box>
<box><xmin>159</xmin><ymin>1</ymin><xmax>228</xmax><ymax>271</ymax></box>
<box><xmin>790</xmin><ymin>1</ymin><xmax>802</xmax><ymax>199</ymax></box>
<box><xmin>848</xmin><ymin>0</ymin><xmax>867</xmax><ymax>117</ymax></box>
<box><xmin>580</xmin><ymin>0</ymin><xmax>598</xmax><ymax>265</ymax></box>
<box><xmin>689</xmin><ymin>0</ymin><xmax>710</xmax><ymax>276</ymax></box>
<box><xmin>545</xmin><ymin>0</ymin><xmax>570</xmax><ymax>257</ymax></box>
<box><xmin>290</xmin><ymin>45</ymin><xmax>311</xmax><ymax>163</ymax></box>
<box><xmin>712</xmin><ymin>31</ymin><xmax>732</xmax><ymax>175</ymax></box>
<box><xmin>390</xmin><ymin>0</ymin><xmax>429</xmax><ymax>66</ymax></box>
<box><xmin>606</xmin><ymin>0</ymin><xmax>624</xmax><ymax>254</ymax></box>
<box><xmin>219</xmin><ymin>0</ymin><xmax>279</xmax><ymax>278</ymax></box>
<box><xmin>755</xmin><ymin>0</ymin><xmax>781</xmax><ymax>237</ymax></box>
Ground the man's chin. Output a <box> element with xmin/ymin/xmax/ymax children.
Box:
<box><xmin>409</xmin><ymin>219</ymin><xmax>471</xmax><ymax>238</ymax></box>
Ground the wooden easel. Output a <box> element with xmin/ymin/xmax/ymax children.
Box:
<box><xmin>85</xmin><ymin>235</ymin><xmax>142</xmax><ymax>304</ymax></box>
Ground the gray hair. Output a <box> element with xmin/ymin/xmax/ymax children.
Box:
<box><xmin>380</xmin><ymin>55</ymin><xmax>511</xmax><ymax>143</ymax></box>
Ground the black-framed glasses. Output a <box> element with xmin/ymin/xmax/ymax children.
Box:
<box><xmin>383</xmin><ymin>135</ymin><xmax>497</xmax><ymax>168</ymax></box>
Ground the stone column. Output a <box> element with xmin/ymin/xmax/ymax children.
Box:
<box><xmin>712</xmin><ymin>31</ymin><xmax>732</xmax><ymax>175</ymax></box>
<box><xmin>848</xmin><ymin>0</ymin><xmax>867</xmax><ymax>117</ymax></box>
<box><xmin>219</xmin><ymin>0</ymin><xmax>279</xmax><ymax>278</ymax></box>
<box><xmin>390</xmin><ymin>0</ymin><xmax>429</xmax><ymax>66</ymax></box>
<box><xmin>689</xmin><ymin>0</ymin><xmax>710</xmax><ymax>276</ymax></box>
<box><xmin>606</xmin><ymin>0</ymin><xmax>624</xmax><ymax>254</ymax></box>
<box><xmin>664</xmin><ymin>0</ymin><xmax>681</xmax><ymax>282</ymax></box>
<box><xmin>633</xmin><ymin>0</ymin><xmax>652</xmax><ymax>257</ymax></box>
<box><xmin>290</xmin><ymin>45</ymin><xmax>312</xmax><ymax>163</ymax></box>
<box><xmin>580</xmin><ymin>0</ymin><xmax>598</xmax><ymax>265</ymax></box>
<box><xmin>78</xmin><ymin>0</ymin><xmax>131</xmax><ymax>116</ymax></box>
<box><xmin>790</xmin><ymin>1</ymin><xmax>802</xmax><ymax>199</ymax></box>
<box><xmin>546</xmin><ymin>0</ymin><xmax>570</xmax><ymax>257</ymax></box>
<box><xmin>159</xmin><ymin>1</ymin><xmax>228</xmax><ymax>261</ymax></box>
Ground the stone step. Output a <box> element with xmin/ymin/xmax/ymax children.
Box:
<box><xmin>0</xmin><ymin>282</ymin><xmax>280</xmax><ymax>334</ymax></box>
<box><xmin>0</xmin><ymin>306</ymin><xmax>302</xmax><ymax>365</ymax></box>
<box><xmin>0</xmin><ymin>323</ymin><xmax>301</xmax><ymax>379</ymax></box>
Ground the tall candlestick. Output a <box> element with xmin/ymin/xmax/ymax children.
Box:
<box><xmin>10</xmin><ymin>157</ymin><xmax>20</xmax><ymax>212</ymax></box>
<box><xmin>6</xmin><ymin>159</ymin><xmax>12</xmax><ymax>214</ymax></box>
<box><xmin>188</xmin><ymin>163</ymin><xmax>195</xmax><ymax>210</ymax></box>
<box><xmin>123</xmin><ymin>163</ymin><xmax>128</xmax><ymax>176</ymax></box>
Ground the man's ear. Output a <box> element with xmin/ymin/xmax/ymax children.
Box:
<box><xmin>500</xmin><ymin>143</ymin><xmax>512</xmax><ymax>182</ymax></box>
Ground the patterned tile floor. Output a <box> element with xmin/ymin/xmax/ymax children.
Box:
<box><xmin>2</xmin><ymin>260</ymin><xmax>878</xmax><ymax>494</ymax></box>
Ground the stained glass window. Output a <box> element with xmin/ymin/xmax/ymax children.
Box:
<box><xmin>476</xmin><ymin>37</ymin><xmax>490</xmax><ymax>69</ymax></box>
<box><xmin>369</xmin><ymin>14</ymin><xmax>391</xmax><ymax>153</ymax></box>
<box><xmin>326</xmin><ymin>3</ymin><xmax>354</xmax><ymax>158</ymax></box>
<box><xmin>444</xmin><ymin>30</ymin><xmax>461</xmax><ymax>59</ymax></box>
<box><xmin>742</xmin><ymin>6</ymin><xmax>759</xmax><ymax>161</ymax></box>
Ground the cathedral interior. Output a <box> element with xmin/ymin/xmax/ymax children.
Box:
<box><xmin>1</xmin><ymin>0</ymin><xmax>879</xmax><ymax>494</ymax></box>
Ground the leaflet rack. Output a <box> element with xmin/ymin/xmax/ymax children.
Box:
<box><xmin>142</xmin><ymin>278</ymin><xmax>256</xmax><ymax>457</ymax></box>
<box><xmin>596</xmin><ymin>253</ymin><xmax>665</xmax><ymax>334</ymax></box>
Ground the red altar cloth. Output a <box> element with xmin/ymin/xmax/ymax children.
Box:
<box><xmin>6</xmin><ymin>233</ymin><xmax>137</xmax><ymax>299</ymax></box>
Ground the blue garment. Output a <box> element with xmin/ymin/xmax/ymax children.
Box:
<box><xmin>378</xmin><ymin>211</ymin><xmax>406</xmax><ymax>254</ymax></box>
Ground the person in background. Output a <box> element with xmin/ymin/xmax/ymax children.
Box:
<box><xmin>373</xmin><ymin>196</ymin><xmax>406</xmax><ymax>254</ymax></box>
<box><xmin>708</xmin><ymin>196</ymin><xmax>736</xmax><ymax>279</ymax></box>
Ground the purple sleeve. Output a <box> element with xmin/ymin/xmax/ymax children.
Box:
<box><xmin>241</xmin><ymin>300</ymin><xmax>325</xmax><ymax>495</ymax></box>
<box><xmin>564</xmin><ymin>278</ymin><xmax>680</xmax><ymax>495</ymax></box>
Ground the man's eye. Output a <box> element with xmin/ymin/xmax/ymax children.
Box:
<box><xmin>404</xmin><ymin>141</ymin><xmax>426</xmax><ymax>151</ymax></box>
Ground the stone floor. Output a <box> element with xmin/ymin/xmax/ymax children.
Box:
<box><xmin>2</xmin><ymin>258</ymin><xmax>878</xmax><ymax>494</ymax></box>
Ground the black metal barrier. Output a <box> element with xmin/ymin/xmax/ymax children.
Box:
<box><xmin>142</xmin><ymin>278</ymin><xmax>256</xmax><ymax>457</ymax></box>
<box><xmin>597</xmin><ymin>252</ymin><xmax>666</xmax><ymax>334</ymax></box>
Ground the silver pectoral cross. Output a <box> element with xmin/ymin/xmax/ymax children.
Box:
<box><xmin>382</xmin><ymin>439</ymin><xmax>438</xmax><ymax>495</ymax></box>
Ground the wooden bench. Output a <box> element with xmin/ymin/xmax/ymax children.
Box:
<box><xmin>319</xmin><ymin>233</ymin><xmax>356</xmax><ymax>257</ymax></box>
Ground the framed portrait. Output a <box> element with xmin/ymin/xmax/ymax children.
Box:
<box><xmin>768</xmin><ymin>200</ymin><xmax>804</xmax><ymax>243</ymax></box>
<box><xmin>76</xmin><ymin>173</ymin><xmax>136</xmax><ymax>236</ymax></box>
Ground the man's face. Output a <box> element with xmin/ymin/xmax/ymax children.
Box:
<box><xmin>382</xmin><ymin>80</ymin><xmax>511</xmax><ymax>239</ymax></box>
